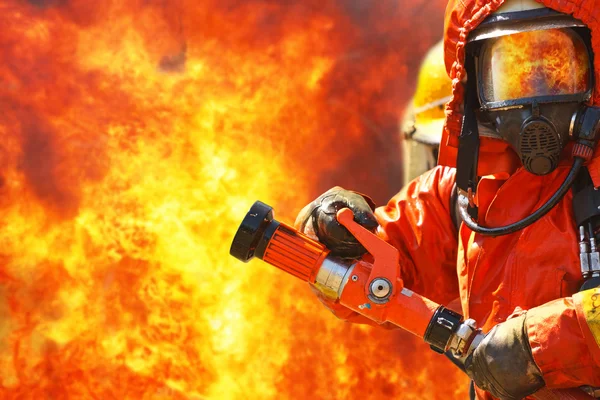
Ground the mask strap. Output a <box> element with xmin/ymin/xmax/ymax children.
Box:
<box><xmin>456</xmin><ymin>54</ymin><xmax>480</xmax><ymax>221</ymax></box>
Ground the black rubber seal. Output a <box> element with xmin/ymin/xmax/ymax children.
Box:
<box><xmin>230</xmin><ymin>201</ymin><xmax>274</xmax><ymax>262</ymax></box>
<box><xmin>424</xmin><ymin>306</ymin><xmax>463</xmax><ymax>354</ymax></box>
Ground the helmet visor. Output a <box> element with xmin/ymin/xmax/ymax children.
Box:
<box><xmin>480</xmin><ymin>28</ymin><xmax>591</xmax><ymax>103</ymax></box>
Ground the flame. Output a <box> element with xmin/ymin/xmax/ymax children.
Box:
<box><xmin>0</xmin><ymin>0</ymin><xmax>467</xmax><ymax>399</ymax></box>
<box><xmin>483</xmin><ymin>28</ymin><xmax>591</xmax><ymax>102</ymax></box>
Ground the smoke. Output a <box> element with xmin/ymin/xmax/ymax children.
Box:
<box><xmin>313</xmin><ymin>0</ymin><xmax>446</xmax><ymax>204</ymax></box>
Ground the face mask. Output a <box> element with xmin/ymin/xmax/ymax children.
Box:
<box><xmin>477</xmin><ymin>27</ymin><xmax>592</xmax><ymax>175</ymax></box>
<box><xmin>483</xmin><ymin>102</ymin><xmax>581</xmax><ymax>174</ymax></box>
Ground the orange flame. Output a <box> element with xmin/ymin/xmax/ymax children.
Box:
<box><xmin>483</xmin><ymin>29</ymin><xmax>590</xmax><ymax>102</ymax></box>
<box><xmin>0</xmin><ymin>0</ymin><xmax>467</xmax><ymax>399</ymax></box>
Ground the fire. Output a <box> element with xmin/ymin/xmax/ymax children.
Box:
<box><xmin>0</xmin><ymin>0</ymin><xmax>467</xmax><ymax>399</ymax></box>
<box><xmin>482</xmin><ymin>28</ymin><xmax>591</xmax><ymax>102</ymax></box>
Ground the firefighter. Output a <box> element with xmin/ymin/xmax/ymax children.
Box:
<box><xmin>295</xmin><ymin>0</ymin><xmax>600</xmax><ymax>399</ymax></box>
<box><xmin>401</xmin><ymin>39</ymin><xmax>451</xmax><ymax>183</ymax></box>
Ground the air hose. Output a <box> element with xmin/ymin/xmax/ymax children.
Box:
<box><xmin>458</xmin><ymin>157</ymin><xmax>585</xmax><ymax>236</ymax></box>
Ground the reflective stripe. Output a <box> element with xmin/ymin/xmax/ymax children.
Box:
<box><xmin>579</xmin><ymin>287</ymin><xmax>600</xmax><ymax>346</ymax></box>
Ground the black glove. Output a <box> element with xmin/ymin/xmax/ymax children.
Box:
<box><xmin>465</xmin><ymin>314</ymin><xmax>545</xmax><ymax>400</ymax></box>
<box><xmin>294</xmin><ymin>187</ymin><xmax>379</xmax><ymax>258</ymax></box>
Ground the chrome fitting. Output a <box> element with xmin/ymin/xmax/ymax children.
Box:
<box><xmin>314</xmin><ymin>256</ymin><xmax>355</xmax><ymax>300</ymax></box>
<box><xmin>448</xmin><ymin>318</ymin><xmax>483</xmax><ymax>360</ymax></box>
<box><xmin>580</xmin><ymin>226</ymin><xmax>592</xmax><ymax>279</ymax></box>
<box><xmin>368</xmin><ymin>278</ymin><xmax>393</xmax><ymax>304</ymax></box>
<box><xmin>590</xmin><ymin>236</ymin><xmax>600</xmax><ymax>278</ymax></box>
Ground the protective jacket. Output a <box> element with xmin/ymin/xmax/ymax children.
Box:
<box><xmin>317</xmin><ymin>1</ymin><xmax>600</xmax><ymax>399</ymax></box>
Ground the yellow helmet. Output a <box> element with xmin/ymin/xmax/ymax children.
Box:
<box><xmin>401</xmin><ymin>40</ymin><xmax>452</xmax><ymax>182</ymax></box>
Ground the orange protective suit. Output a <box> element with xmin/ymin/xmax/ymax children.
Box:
<box><xmin>317</xmin><ymin>1</ymin><xmax>600</xmax><ymax>399</ymax></box>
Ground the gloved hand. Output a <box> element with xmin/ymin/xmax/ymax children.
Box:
<box><xmin>465</xmin><ymin>314</ymin><xmax>545</xmax><ymax>400</ymax></box>
<box><xmin>294</xmin><ymin>186</ymin><xmax>379</xmax><ymax>259</ymax></box>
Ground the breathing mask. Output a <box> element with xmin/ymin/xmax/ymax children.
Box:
<box><xmin>476</xmin><ymin>26</ymin><xmax>593</xmax><ymax>175</ymax></box>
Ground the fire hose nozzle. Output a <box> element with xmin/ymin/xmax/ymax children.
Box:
<box><xmin>230</xmin><ymin>201</ymin><xmax>330</xmax><ymax>283</ymax></box>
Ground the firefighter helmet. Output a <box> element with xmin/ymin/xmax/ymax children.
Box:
<box><xmin>401</xmin><ymin>40</ymin><xmax>452</xmax><ymax>183</ymax></box>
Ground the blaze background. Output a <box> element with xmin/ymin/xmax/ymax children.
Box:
<box><xmin>0</xmin><ymin>0</ymin><xmax>469</xmax><ymax>399</ymax></box>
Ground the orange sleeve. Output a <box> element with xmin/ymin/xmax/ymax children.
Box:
<box><xmin>312</xmin><ymin>166</ymin><xmax>460</xmax><ymax>328</ymax></box>
<box><xmin>375</xmin><ymin>165</ymin><xmax>460</xmax><ymax>306</ymax></box>
<box><xmin>526</xmin><ymin>292</ymin><xmax>600</xmax><ymax>388</ymax></box>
